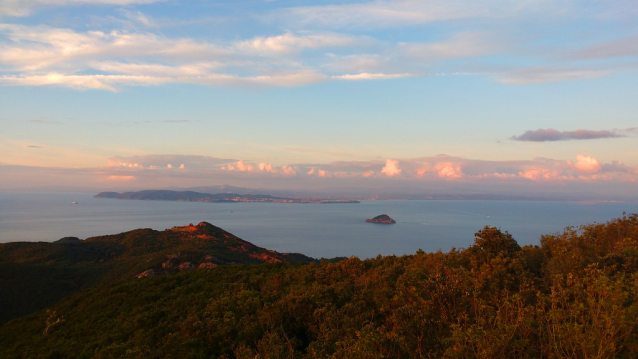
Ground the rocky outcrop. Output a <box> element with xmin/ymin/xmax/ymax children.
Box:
<box><xmin>198</xmin><ymin>262</ymin><xmax>217</xmax><ymax>269</ymax></box>
<box><xmin>136</xmin><ymin>269</ymin><xmax>155</xmax><ymax>278</ymax></box>
<box><xmin>43</xmin><ymin>310</ymin><xmax>64</xmax><ymax>334</ymax></box>
<box><xmin>178</xmin><ymin>262</ymin><xmax>194</xmax><ymax>271</ymax></box>
<box><xmin>162</xmin><ymin>253</ymin><xmax>182</xmax><ymax>269</ymax></box>
<box><xmin>249</xmin><ymin>252</ymin><xmax>283</xmax><ymax>263</ymax></box>
<box><xmin>366</xmin><ymin>214</ymin><xmax>396</xmax><ymax>224</ymax></box>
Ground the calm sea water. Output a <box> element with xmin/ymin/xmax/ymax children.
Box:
<box><xmin>1</xmin><ymin>192</ymin><xmax>637</xmax><ymax>259</ymax></box>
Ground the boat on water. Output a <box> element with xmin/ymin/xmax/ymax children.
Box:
<box><xmin>71</xmin><ymin>202</ymin><xmax>77</xmax><ymax>204</ymax></box>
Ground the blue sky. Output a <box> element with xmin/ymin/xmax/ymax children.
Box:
<box><xmin>0</xmin><ymin>0</ymin><xmax>637</xmax><ymax>196</ymax></box>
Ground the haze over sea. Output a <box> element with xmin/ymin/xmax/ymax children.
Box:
<box><xmin>2</xmin><ymin>192</ymin><xmax>637</xmax><ymax>259</ymax></box>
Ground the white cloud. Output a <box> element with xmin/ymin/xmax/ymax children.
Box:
<box><xmin>91</xmin><ymin>61</ymin><xmax>222</xmax><ymax>76</ymax></box>
<box><xmin>0</xmin><ymin>71</ymin><xmax>329</xmax><ymax>91</ymax></box>
<box><xmin>0</xmin><ymin>24</ymin><xmax>230</xmax><ymax>72</ymax></box>
<box><xmin>0</xmin><ymin>0</ymin><xmax>631</xmax><ymax>91</ymax></box>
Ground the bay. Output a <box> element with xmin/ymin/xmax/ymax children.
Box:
<box><xmin>1</xmin><ymin>191</ymin><xmax>637</xmax><ymax>259</ymax></box>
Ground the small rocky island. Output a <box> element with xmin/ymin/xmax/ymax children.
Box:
<box><xmin>366</xmin><ymin>214</ymin><xmax>396</xmax><ymax>224</ymax></box>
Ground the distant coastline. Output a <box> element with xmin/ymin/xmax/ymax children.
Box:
<box><xmin>94</xmin><ymin>190</ymin><xmax>360</xmax><ymax>204</ymax></box>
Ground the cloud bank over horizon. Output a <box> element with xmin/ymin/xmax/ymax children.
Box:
<box><xmin>1</xmin><ymin>0</ymin><xmax>637</xmax><ymax>199</ymax></box>
<box><xmin>2</xmin><ymin>153</ymin><xmax>637</xmax><ymax>200</ymax></box>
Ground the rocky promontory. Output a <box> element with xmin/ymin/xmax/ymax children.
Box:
<box><xmin>366</xmin><ymin>214</ymin><xmax>396</xmax><ymax>224</ymax></box>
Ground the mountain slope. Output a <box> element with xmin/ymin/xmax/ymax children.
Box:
<box><xmin>1</xmin><ymin>215</ymin><xmax>637</xmax><ymax>358</ymax></box>
<box><xmin>0</xmin><ymin>222</ymin><xmax>319</xmax><ymax>325</ymax></box>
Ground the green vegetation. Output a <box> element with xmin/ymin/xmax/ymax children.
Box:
<box><xmin>1</xmin><ymin>215</ymin><xmax>637</xmax><ymax>358</ymax></box>
<box><xmin>0</xmin><ymin>222</ymin><xmax>320</xmax><ymax>325</ymax></box>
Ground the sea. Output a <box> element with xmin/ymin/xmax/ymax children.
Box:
<box><xmin>1</xmin><ymin>191</ymin><xmax>637</xmax><ymax>259</ymax></box>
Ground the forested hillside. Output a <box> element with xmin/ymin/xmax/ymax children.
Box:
<box><xmin>1</xmin><ymin>215</ymin><xmax>637</xmax><ymax>358</ymax></box>
<box><xmin>0</xmin><ymin>222</ymin><xmax>321</xmax><ymax>325</ymax></box>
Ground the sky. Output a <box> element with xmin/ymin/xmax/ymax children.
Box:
<box><xmin>0</xmin><ymin>0</ymin><xmax>637</xmax><ymax>198</ymax></box>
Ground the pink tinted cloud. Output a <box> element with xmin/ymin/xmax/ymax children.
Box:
<box><xmin>571</xmin><ymin>154</ymin><xmax>601</xmax><ymax>173</ymax></box>
<box><xmin>106</xmin><ymin>175</ymin><xmax>136</xmax><ymax>181</ymax></box>
<box><xmin>317</xmin><ymin>169</ymin><xmax>331</xmax><ymax>178</ymax></box>
<box><xmin>435</xmin><ymin>162</ymin><xmax>462</xmax><ymax>178</ymax></box>
<box><xmin>307</xmin><ymin>167</ymin><xmax>332</xmax><ymax>178</ymax></box>
<box><xmin>380</xmin><ymin>159</ymin><xmax>401</xmax><ymax>177</ymax></box>
<box><xmin>108</xmin><ymin>154</ymin><xmax>234</xmax><ymax>169</ymax></box>
<box><xmin>224</xmin><ymin>160</ymin><xmax>256</xmax><ymax>171</ymax></box>
<box><xmin>603</xmin><ymin>161</ymin><xmax>638</xmax><ymax>175</ymax></box>
<box><xmin>281</xmin><ymin>165</ymin><xmax>296</xmax><ymax>176</ymax></box>
<box><xmin>295</xmin><ymin>154</ymin><xmax>637</xmax><ymax>182</ymax></box>
<box><xmin>101</xmin><ymin>153</ymin><xmax>638</xmax><ymax>184</ymax></box>
<box><xmin>259</xmin><ymin>162</ymin><xmax>275</xmax><ymax>172</ymax></box>
<box><xmin>518</xmin><ymin>169</ymin><xmax>564</xmax><ymax>181</ymax></box>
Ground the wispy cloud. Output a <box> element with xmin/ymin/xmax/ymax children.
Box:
<box><xmin>0</xmin><ymin>24</ymin><xmax>411</xmax><ymax>90</ymax></box>
<box><xmin>270</xmin><ymin>0</ymin><xmax>513</xmax><ymax>29</ymax></box>
<box><xmin>235</xmin><ymin>32</ymin><xmax>360</xmax><ymax>55</ymax></box>
<box><xmin>107</xmin><ymin>154</ymin><xmax>236</xmax><ymax>170</ymax></box>
<box><xmin>0</xmin><ymin>0</ymin><xmax>164</xmax><ymax>17</ymax></box>
<box><xmin>499</xmin><ymin>67</ymin><xmax>610</xmax><ymax>84</ymax></box>
<box><xmin>568</xmin><ymin>35</ymin><xmax>638</xmax><ymax>60</ymax></box>
<box><xmin>0</xmin><ymin>0</ymin><xmax>635</xmax><ymax>91</ymax></box>
<box><xmin>332</xmin><ymin>72</ymin><xmax>413</xmax><ymax>81</ymax></box>
<box><xmin>511</xmin><ymin>128</ymin><xmax>628</xmax><ymax>142</ymax></box>
<box><xmin>27</xmin><ymin>119</ymin><xmax>64</xmax><ymax>124</ymax></box>
<box><xmin>398</xmin><ymin>32</ymin><xmax>498</xmax><ymax>62</ymax></box>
